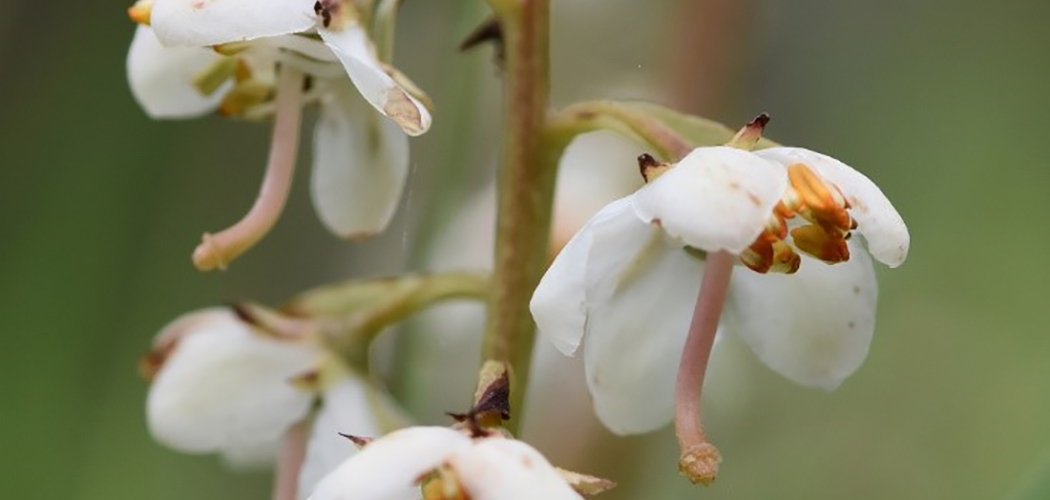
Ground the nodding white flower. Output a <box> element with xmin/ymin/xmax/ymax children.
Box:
<box><xmin>125</xmin><ymin>0</ymin><xmax>430</xmax><ymax>270</ymax></box>
<box><xmin>144</xmin><ymin>308</ymin><xmax>397</xmax><ymax>497</ymax></box>
<box><xmin>308</xmin><ymin>427</ymin><xmax>585</xmax><ymax>500</ymax></box>
<box><xmin>530</xmin><ymin>135</ymin><xmax>908</xmax><ymax>483</ymax></box>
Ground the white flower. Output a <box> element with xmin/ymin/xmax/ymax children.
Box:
<box><xmin>125</xmin><ymin>0</ymin><xmax>431</xmax><ymax>268</ymax></box>
<box><xmin>144</xmin><ymin>307</ymin><xmax>393</xmax><ymax>497</ymax></box>
<box><xmin>308</xmin><ymin>427</ymin><xmax>583</xmax><ymax>500</ymax></box>
<box><xmin>530</xmin><ymin>144</ymin><xmax>909</xmax><ymax>435</ymax></box>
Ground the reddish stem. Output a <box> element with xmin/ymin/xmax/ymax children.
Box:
<box><xmin>674</xmin><ymin>250</ymin><xmax>734</xmax><ymax>485</ymax></box>
<box><xmin>272</xmin><ymin>421</ymin><xmax>308</xmax><ymax>500</ymax></box>
<box><xmin>192</xmin><ymin>67</ymin><xmax>304</xmax><ymax>271</ymax></box>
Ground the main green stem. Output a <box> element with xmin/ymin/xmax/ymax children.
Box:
<box><xmin>482</xmin><ymin>0</ymin><xmax>553</xmax><ymax>434</ymax></box>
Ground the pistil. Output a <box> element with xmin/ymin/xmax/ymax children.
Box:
<box><xmin>674</xmin><ymin>251</ymin><xmax>733</xmax><ymax>485</ymax></box>
<box><xmin>192</xmin><ymin>66</ymin><xmax>304</xmax><ymax>271</ymax></box>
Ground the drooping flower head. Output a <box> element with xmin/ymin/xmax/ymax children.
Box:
<box><xmin>530</xmin><ymin>115</ymin><xmax>909</xmax><ymax>484</ymax></box>
<box><xmin>125</xmin><ymin>0</ymin><xmax>432</xmax><ymax>270</ymax></box>
<box><xmin>143</xmin><ymin>306</ymin><xmax>403</xmax><ymax>497</ymax></box>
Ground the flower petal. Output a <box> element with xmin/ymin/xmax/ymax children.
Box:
<box><xmin>146</xmin><ymin>309</ymin><xmax>317</xmax><ymax>463</ymax></box>
<box><xmin>150</xmin><ymin>0</ymin><xmax>316</xmax><ymax>47</ymax></box>
<box><xmin>724</xmin><ymin>240</ymin><xmax>878</xmax><ymax>390</ymax></box>
<box><xmin>532</xmin><ymin>196</ymin><xmax>646</xmax><ymax>356</ymax></box>
<box><xmin>318</xmin><ymin>25</ymin><xmax>431</xmax><ymax>136</ymax></box>
<box><xmin>632</xmin><ymin>146</ymin><xmax>787</xmax><ymax>253</ymax></box>
<box><xmin>127</xmin><ymin>26</ymin><xmax>227</xmax><ymax>119</ymax></box>
<box><xmin>756</xmin><ymin>147</ymin><xmax>909</xmax><ymax>267</ymax></box>
<box><xmin>311</xmin><ymin>87</ymin><xmax>410</xmax><ymax>239</ymax></box>
<box><xmin>298</xmin><ymin>375</ymin><xmax>387</xmax><ymax>500</ymax></box>
<box><xmin>551</xmin><ymin>131</ymin><xmax>645</xmax><ymax>247</ymax></box>
<box><xmin>447</xmin><ymin>438</ymin><xmax>582</xmax><ymax>500</ymax></box>
<box><xmin>580</xmin><ymin>198</ymin><xmax>704</xmax><ymax>435</ymax></box>
<box><xmin>308</xmin><ymin>427</ymin><xmax>471</xmax><ymax>500</ymax></box>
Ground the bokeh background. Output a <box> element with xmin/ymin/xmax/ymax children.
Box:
<box><xmin>2</xmin><ymin>0</ymin><xmax>1049</xmax><ymax>498</ymax></box>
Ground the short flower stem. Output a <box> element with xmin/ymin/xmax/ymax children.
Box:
<box><xmin>675</xmin><ymin>250</ymin><xmax>734</xmax><ymax>485</ymax></box>
<box><xmin>546</xmin><ymin>101</ymin><xmax>694</xmax><ymax>160</ymax></box>
<box><xmin>481</xmin><ymin>0</ymin><xmax>553</xmax><ymax>435</ymax></box>
<box><xmin>192</xmin><ymin>66</ymin><xmax>304</xmax><ymax>271</ymax></box>
<box><xmin>272</xmin><ymin>421</ymin><xmax>308</xmax><ymax>500</ymax></box>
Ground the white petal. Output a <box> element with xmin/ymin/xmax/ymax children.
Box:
<box><xmin>724</xmin><ymin>240</ymin><xmax>878</xmax><ymax>390</ymax></box>
<box><xmin>151</xmin><ymin>0</ymin><xmax>316</xmax><ymax>47</ymax></box>
<box><xmin>531</xmin><ymin>197</ymin><xmax>646</xmax><ymax>356</ymax></box>
<box><xmin>298</xmin><ymin>376</ymin><xmax>387</xmax><ymax>500</ymax></box>
<box><xmin>126</xmin><ymin>26</ymin><xmax>227</xmax><ymax>119</ymax></box>
<box><xmin>311</xmin><ymin>88</ymin><xmax>410</xmax><ymax>239</ymax></box>
<box><xmin>756</xmin><ymin>147</ymin><xmax>910</xmax><ymax>267</ymax></box>
<box><xmin>318</xmin><ymin>26</ymin><xmax>431</xmax><ymax>136</ymax></box>
<box><xmin>551</xmin><ymin>131</ymin><xmax>645</xmax><ymax>246</ymax></box>
<box><xmin>447</xmin><ymin>439</ymin><xmax>582</xmax><ymax>500</ymax></box>
<box><xmin>146</xmin><ymin>309</ymin><xmax>317</xmax><ymax>463</ymax></box>
<box><xmin>581</xmin><ymin>199</ymin><xmax>704</xmax><ymax>435</ymax></box>
<box><xmin>632</xmin><ymin>146</ymin><xmax>787</xmax><ymax>253</ymax></box>
<box><xmin>308</xmin><ymin>427</ymin><xmax>471</xmax><ymax>500</ymax></box>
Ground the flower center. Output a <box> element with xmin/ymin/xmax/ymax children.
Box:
<box><xmin>740</xmin><ymin>163</ymin><xmax>855</xmax><ymax>274</ymax></box>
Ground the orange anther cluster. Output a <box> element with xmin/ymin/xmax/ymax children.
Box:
<box><xmin>741</xmin><ymin>164</ymin><xmax>854</xmax><ymax>274</ymax></box>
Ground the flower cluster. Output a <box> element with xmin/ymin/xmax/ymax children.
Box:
<box><xmin>127</xmin><ymin>0</ymin><xmax>431</xmax><ymax>270</ymax></box>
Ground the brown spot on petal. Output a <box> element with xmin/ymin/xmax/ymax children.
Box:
<box><xmin>384</xmin><ymin>88</ymin><xmax>425</xmax><ymax>135</ymax></box>
<box><xmin>746</xmin><ymin>191</ymin><xmax>762</xmax><ymax>207</ymax></box>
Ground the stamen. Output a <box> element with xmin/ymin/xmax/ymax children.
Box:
<box><xmin>785</xmin><ymin>164</ymin><xmax>852</xmax><ymax>231</ymax></box>
<box><xmin>192</xmin><ymin>57</ymin><xmax>237</xmax><ymax>97</ymax></box>
<box><xmin>192</xmin><ymin>67</ymin><xmax>304</xmax><ymax>271</ymax></box>
<box><xmin>272</xmin><ymin>422</ymin><xmax>308</xmax><ymax>500</ymax></box>
<box><xmin>674</xmin><ymin>251</ymin><xmax>733</xmax><ymax>485</ymax></box>
<box><xmin>790</xmin><ymin>225</ymin><xmax>850</xmax><ymax>264</ymax></box>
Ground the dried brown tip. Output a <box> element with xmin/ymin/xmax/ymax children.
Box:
<box><xmin>472</xmin><ymin>368</ymin><xmax>511</xmax><ymax>423</ymax></box>
<box><xmin>338</xmin><ymin>433</ymin><xmax>373</xmax><ymax>449</ymax></box>
<box><xmin>460</xmin><ymin>16</ymin><xmax>503</xmax><ymax>52</ymax></box>
<box><xmin>637</xmin><ymin>153</ymin><xmax>671</xmax><ymax>183</ymax></box>
<box><xmin>727</xmin><ymin>112</ymin><xmax>771</xmax><ymax>151</ymax></box>
<box><xmin>460</xmin><ymin>16</ymin><xmax>505</xmax><ymax>66</ymax></box>
<box><xmin>748</xmin><ymin>112</ymin><xmax>771</xmax><ymax>129</ymax></box>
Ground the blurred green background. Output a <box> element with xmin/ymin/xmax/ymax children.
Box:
<box><xmin>2</xmin><ymin>0</ymin><xmax>1049</xmax><ymax>498</ymax></box>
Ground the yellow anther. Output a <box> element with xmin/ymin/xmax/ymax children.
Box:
<box><xmin>234</xmin><ymin>59</ymin><xmax>253</xmax><ymax>83</ymax></box>
<box><xmin>213</xmin><ymin>42</ymin><xmax>251</xmax><ymax>56</ymax></box>
<box><xmin>218</xmin><ymin>80</ymin><xmax>272</xmax><ymax>117</ymax></box>
<box><xmin>192</xmin><ymin>57</ymin><xmax>237</xmax><ymax>97</ymax></box>
<box><xmin>421</xmin><ymin>467</ymin><xmax>468</xmax><ymax>500</ymax></box>
<box><xmin>791</xmin><ymin>224</ymin><xmax>850</xmax><ymax>264</ymax></box>
<box><xmin>127</xmin><ymin>0</ymin><xmax>153</xmax><ymax>25</ymax></box>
